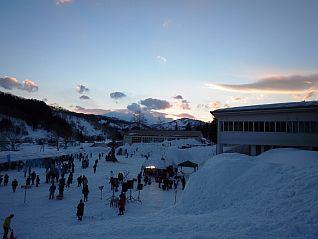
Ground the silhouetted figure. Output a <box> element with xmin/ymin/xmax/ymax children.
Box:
<box><xmin>76</xmin><ymin>199</ymin><xmax>84</xmax><ymax>221</ymax></box>
<box><xmin>11</xmin><ymin>179</ymin><xmax>18</xmax><ymax>192</ymax></box>
<box><xmin>3</xmin><ymin>174</ymin><xmax>9</xmax><ymax>186</ymax></box>
<box><xmin>49</xmin><ymin>183</ymin><xmax>56</xmax><ymax>199</ymax></box>
<box><xmin>35</xmin><ymin>175</ymin><xmax>40</xmax><ymax>187</ymax></box>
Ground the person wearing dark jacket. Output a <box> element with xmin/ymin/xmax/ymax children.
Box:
<box><xmin>49</xmin><ymin>183</ymin><xmax>56</xmax><ymax>199</ymax></box>
<box><xmin>35</xmin><ymin>175</ymin><xmax>40</xmax><ymax>187</ymax></box>
<box><xmin>3</xmin><ymin>174</ymin><xmax>9</xmax><ymax>186</ymax></box>
<box><xmin>11</xmin><ymin>179</ymin><xmax>18</xmax><ymax>192</ymax></box>
<box><xmin>30</xmin><ymin>171</ymin><xmax>36</xmax><ymax>185</ymax></box>
<box><xmin>82</xmin><ymin>184</ymin><xmax>89</xmax><ymax>202</ymax></box>
<box><xmin>118</xmin><ymin>193</ymin><xmax>126</xmax><ymax>215</ymax></box>
<box><xmin>76</xmin><ymin>199</ymin><xmax>84</xmax><ymax>221</ymax></box>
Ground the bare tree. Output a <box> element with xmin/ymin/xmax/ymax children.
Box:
<box><xmin>131</xmin><ymin>110</ymin><xmax>147</xmax><ymax>128</ymax></box>
<box><xmin>0</xmin><ymin>122</ymin><xmax>25</xmax><ymax>151</ymax></box>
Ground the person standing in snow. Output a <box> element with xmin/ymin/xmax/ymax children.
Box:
<box><xmin>93</xmin><ymin>163</ymin><xmax>97</xmax><ymax>174</ymax></box>
<box><xmin>181</xmin><ymin>176</ymin><xmax>186</xmax><ymax>190</ymax></box>
<box><xmin>2</xmin><ymin>214</ymin><xmax>14</xmax><ymax>239</ymax></box>
<box><xmin>77</xmin><ymin>175</ymin><xmax>82</xmax><ymax>187</ymax></box>
<box><xmin>35</xmin><ymin>175</ymin><xmax>40</xmax><ymax>187</ymax></box>
<box><xmin>11</xmin><ymin>179</ymin><xmax>18</xmax><ymax>192</ymax></box>
<box><xmin>66</xmin><ymin>172</ymin><xmax>73</xmax><ymax>187</ymax></box>
<box><xmin>30</xmin><ymin>171</ymin><xmax>36</xmax><ymax>185</ymax></box>
<box><xmin>3</xmin><ymin>174</ymin><xmax>9</xmax><ymax>186</ymax></box>
<box><xmin>82</xmin><ymin>184</ymin><xmax>89</xmax><ymax>202</ymax></box>
<box><xmin>118</xmin><ymin>193</ymin><xmax>126</xmax><ymax>215</ymax></box>
<box><xmin>76</xmin><ymin>199</ymin><xmax>84</xmax><ymax>221</ymax></box>
<box><xmin>49</xmin><ymin>183</ymin><xmax>56</xmax><ymax>199</ymax></box>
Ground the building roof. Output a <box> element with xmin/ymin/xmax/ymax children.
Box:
<box><xmin>178</xmin><ymin>160</ymin><xmax>198</xmax><ymax>168</ymax></box>
<box><xmin>211</xmin><ymin>101</ymin><xmax>318</xmax><ymax>116</ymax></box>
<box><xmin>124</xmin><ymin>130</ymin><xmax>203</xmax><ymax>138</ymax></box>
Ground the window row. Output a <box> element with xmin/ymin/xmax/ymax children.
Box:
<box><xmin>220</xmin><ymin>121</ymin><xmax>318</xmax><ymax>133</ymax></box>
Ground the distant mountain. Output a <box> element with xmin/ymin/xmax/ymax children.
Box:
<box><xmin>152</xmin><ymin>118</ymin><xmax>205</xmax><ymax>130</ymax></box>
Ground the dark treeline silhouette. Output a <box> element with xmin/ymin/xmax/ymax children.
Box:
<box><xmin>0</xmin><ymin>91</ymin><xmax>73</xmax><ymax>139</ymax></box>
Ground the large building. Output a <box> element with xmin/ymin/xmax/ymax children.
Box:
<box><xmin>211</xmin><ymin>101</ymin><xmax>318</xmax><ymax>155</ymax></box>
<box><xmin>123</xmin><ymin>130</ymin><xmax>203</xmax><ymax>145</ymax></box>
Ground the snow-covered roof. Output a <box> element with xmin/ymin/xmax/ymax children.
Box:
<box><xmin>211</xmin><ymin>101</ymin><xmax>318</xmax><ymax>116</ymax></box>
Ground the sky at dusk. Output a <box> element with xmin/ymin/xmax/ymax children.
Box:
<box><xmin>1</xmin><ymin>0</ymin><xmax>318</xmax><ymax>122</ymax></box>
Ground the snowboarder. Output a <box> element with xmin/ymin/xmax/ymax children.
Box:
<box><xmin>3</xmin><ymin>174</ymin><xmax>9</xmax><ymax>186</ymax></box>
<box><xmin>2</xmin><ymin>214</ymin><xmax>14</xmax><ymax>239</ymax></box>
<box><xmin>35</xmin><ymin>175</ymin><xmax>40</xmax><ymax>187</ymax></box>
<box><xmin>11</xmin><ymin>179</ymin><xmax>18</xmax><ymax>192</ymax></box>
<box><xmin>76</xmin><ymin>199</ymin><xmax>84</xmax><ymax>221</ymax></box>
<box><xmin>82</xmin><ymin>184</ymin><xmax>89</xmax><ymax>202</ymax></box>
<box><xmin>49</xmin><ymin>183</ymin><xmax>56</xmax><ymax>199</ymax></box>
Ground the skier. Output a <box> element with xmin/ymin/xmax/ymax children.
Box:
<box><xmin>82</xmin><ymin>184</ymin><xmax>89</xmax><ymax>202</ymax></box>
<box><xmin>3</xmin><ymin>174</ymin><xmax>9</xmax><ymax>186</ymax></box>
<box><xmin>49</xmin><ymin>183</ymin><xmax>56</xmax><ymax>199</ymax></box>
<box><xmin>35</xmin><ymin>175</ymin><xmax>40</xmax><ymax>187</ymax></box>
<box><xmin>11</xmin><ymin>179</ymin><xmax>18</xmax><ymax>192</ymax></box>
<box><xmin>76</xmin><ymin>199</ymin><xmax>84</xmax><ymax>221</ymax></box>
<box><xmin>2</xmin><ymin>214</ymin><xmax>14</xmax><ymax>239</ymax></box>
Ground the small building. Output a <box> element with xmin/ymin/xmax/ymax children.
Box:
<box><xmin>123</xmin><ymin>130</ymin><xmax>203</xmax><ymax>145</ymax></box>
<box><xmin>211</xmin><ymin>101</ymin><xmax>318</xmax><ymax>155</ymax></box>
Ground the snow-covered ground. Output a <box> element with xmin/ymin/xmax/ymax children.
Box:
<box><xmin>0</xmin><ymin>140</ymin><xmax>317</xmax><ymax>239</ymax></box>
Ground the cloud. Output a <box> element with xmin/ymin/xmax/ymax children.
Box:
<box><xmin>140</xmin><ymin>98</ymin><xmax>171</xmax><ymax>110</ymax></box>
<box><xmin>156</xmin><ymin>55</ymin><xmax>167</xmax><ymax>64</ymax></box>
<box><xmin>127</xmin><ymin>103</ymin><xmax>141</xmax><ymax>112</ymax></box>
<box><xmin>0</xmin><ymin>77</ymin><xmax>20</xmax><ymax>90</ymax></box>
<box><xmin>293</xmin><ymin>88</ymin><xmax>316</xmax><ymax>101</ymax></box>
<box><xmin>22</xmin><ymin>80</ymin><xmax>39</xmax><ymax>92</ymax></box>
<box><xmin>110</xmin><ymin>91</ymin><xmax>127</xmax><ymax>100</ymax></box>
<box><xmin>79</xmin><ymin>95</ymin><xmax>90</xmax><ymax>100</ymax></box>
<box><xmin>173</xmin><ymin>95</ymin><xmax>183</xmax><ymax>100</ymax></box>
<box><xmin>75</xmin><ymin>106</ymin><xmax>110</xmax><ymax>115</ymax></box>
<box><xmin>56</xmin><ymin>0</ymin><xmax>73</xmax><ymax>5</ymax></box>
<box><xmin>206</xmin><ymin>74</ymin><xmax>318</xmax><ymax>94</ymax></box>
<box><xmin>172</xmin><ymin>113</ymin><xmax>195</xmax><ymax>119</ymax></box>
<box><xmin>42</xmin><ymin>98</ymin><xmax>48</xmax><ymax>102</ymax></box>
<box><xmin>181</xmin><ymin>100</ymin><xmax>191</xmax><ymax>110</ymax></box>
<box><xmin>76</xmin><ymin>84</ymin><xmax>89</xmax><ymax>94</ymax></box>
<box><xmin>0</xmin><ymin>76</ymin><xmax>38</xmax><ymax>92</ymax></box>
<box><xmin>197</xmin><ymin>104</ymin><xmax>209</xmax><ymax>109</ymax></box>
<box><xmin>228</xmin><ymin>96</ymin><xmax>248</xmax><ymax>103</ymax></box>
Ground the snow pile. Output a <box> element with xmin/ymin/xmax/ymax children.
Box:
<box><xmin>175</xmin><ymin>148</ymin><xmax>318</xmax><ymax>238</ymax></box>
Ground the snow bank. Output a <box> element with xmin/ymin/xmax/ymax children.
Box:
<box><xmin>174</xmin><ymin>148</ymin><xmax>318</xmax><ymax>238</ymax></box>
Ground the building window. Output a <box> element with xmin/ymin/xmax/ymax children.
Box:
<box><xmin>132</xmin><ymin>137</ymin><xmax>141</xmax><ymax>143</ymax></box>
<box><xmin>142</xmin><ymin>137</ymin><xmax>153</xmax><ymax>143</ymax></box>
<box><xmin>234</xmin><ymin>121</ymin><xmax>243</xmax><ymax>131</ymax></box>
<box><xmin>276</xmin><ymin>121</ymin><xmax>286</xmax><ymax>132</ymax></box>
<box><xmin>254</xmin><ymin>121</ymin><xmax>264</xmax><ymax>132</ymax></box>
<box><xmin>293</xmin><ymin>121</ymin><xmax>299</xmax><ymax>133</ymax></box>
<box><xmin>265</xmin><ymin>122</ymin><xmax>275</xmax><ymax>132</ymax></box>
<box><xmin>311</xmin><ymin>121</ymin><xmax>318</xmax><ymax>133</ymax></box>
